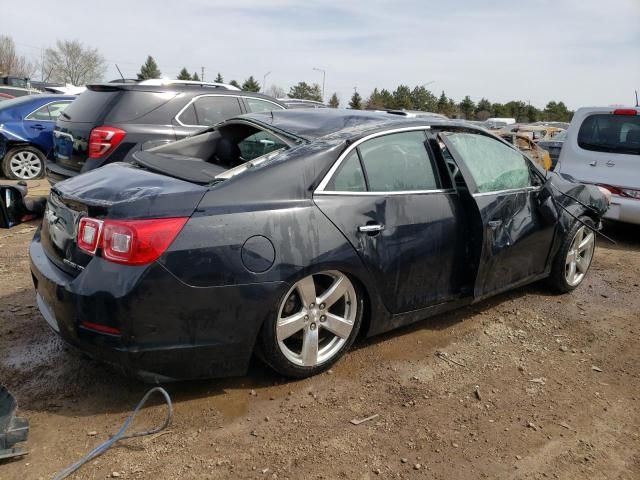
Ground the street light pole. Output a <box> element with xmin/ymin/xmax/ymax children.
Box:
<box><xmin>313</xmin><ymin>67</ymin><xmax>326</xmax><ymax>102</ymax></box>
<box><xmin>262</xmin><ymin>71</ymin><xmax>271</xmax><ymax>94</ymax></box>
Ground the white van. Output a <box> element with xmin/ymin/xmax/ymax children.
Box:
<box><xmin>556</xmin><ymin>107</ymin><xmax>640</xmax><ymax>224</ymax></box>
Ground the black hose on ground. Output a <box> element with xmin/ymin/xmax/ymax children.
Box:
<box><xmin>53</xmin><ymin>387</ymin><xmax>173</xmax><ymax>480</ymax></box>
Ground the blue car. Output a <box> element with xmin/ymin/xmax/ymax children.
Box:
<box><xmin>0</xmin><ymin>95</ymin><xmax>75</xmax><ymax>179</ymax></box>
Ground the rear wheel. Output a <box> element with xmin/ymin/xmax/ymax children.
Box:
<box><xmin>258</xmin><ymin>270</ymin><xmax>363</xmax><ymax>378</ymax></box>
<box><xmin>548</xmin><ymin>217</ymin><xmax>596</xmax><ymax>292</ymax></box>
<box><xmin>2</xmin><ymin>146</ymin><xmax>44</xmax><ymax>180</ymax></box>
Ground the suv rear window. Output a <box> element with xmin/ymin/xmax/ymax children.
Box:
<box><xmin>578</xmin><ymin>114</ymin><xmax>640</xmax><ymax>155</ymax></box>
<box><xmin>61</xmin><ymin>88</ymin><xmax>177</xmax><ymax>123</ymax></box>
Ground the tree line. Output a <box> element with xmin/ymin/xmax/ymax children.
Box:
<box><xmin>0</xmin><ymin>35</ymin><xmax>572</xmax><ymax>122</ymax></box>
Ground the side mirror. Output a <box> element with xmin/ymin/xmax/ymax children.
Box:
<box><xmin>0</xmin><ymin>186</ymin><xmax>28</xmax><ymax>228</ymax></box>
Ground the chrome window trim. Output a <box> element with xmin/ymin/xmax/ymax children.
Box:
<box><xmin>25</xmin><ymin>100</ymin><xmax>73</xmax><ymax>122</ymax></box>
<box><xmin>314</xmin><ymin>126</ymin><xmax>435</xmax><ymax>194</ymax></box>
<box><xmin>315</xmin><ymin>188</ymin><xmax>456</xmax><ymax>197</ymax></box>
<box><xmin>174</xmin><ymin>94</ymin><xmax>285</xmax><ymax>127</ymax></box>
<box><xmin>472</xmin><ymin>186</ymin><xmax>541</xmax><ymax>197</ymax></box>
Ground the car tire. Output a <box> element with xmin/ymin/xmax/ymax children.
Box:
<box><xmin>258</xmin><ymin>270</ymin><xmax>364</xmax><ymax>378</ymax></box>
<box><xmin>2</xmin><ymin>146</ymin><xmax>45</xmax><ymax>180</ymax></box>
<box><xmin>548</xmin><ymin>216</ymin><xmax>596</xmax><ymax>293</ymax></box>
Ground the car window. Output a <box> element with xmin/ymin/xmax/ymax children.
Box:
<box><xmin>578</xmin><ymin>114</ymin><xmax>640</xmax><ymax>155</ymax></box>
<box><xmin>47</xmin><ymin>101</ymin><xmax>71</xmax><ymax>120</ymax></box>
<box><xmin>357</xmin><ymin>131</ymin><xmax>439</xmax><ymax>192</ymax></box>
<box><xmin>26</xmin><ymin>104</ymin><xmax>52</xmax><ymax>121</ymax></box>
<box><xmin>192</xmin><ymin>96</ymin><xmax>242</xmax><ymax>126</ymax></box>
<box><xmin>325</xmin><ymin>151</ymin><xmax>366</xmax><ymax>192</ymax></box>
<box><xmin>237</xmin><ymin>131</ymin><xmax>287</xmax><ymax>161</ymax></box>
<box><xmin>177</xmin><ymin>103</ymin><xmax>198</xmax><ymax>125</ymax></box>
<box><xmin>246</xmin><ymin>98</ymin><xmax>281</xmax><ymax>113</ymax></box>
<box><xmin>445</xmin><ymin>133</ymin><xmax>531</xmax><ymax>193</ymax></box>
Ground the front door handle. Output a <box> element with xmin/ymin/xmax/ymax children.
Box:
<box><xmin>488</xmin><ymin>220</ymin><xmax>502</xmax><ymax>229</ymax></box>
<box><xmin>31</xmin><ymin>124</ymin><xmax>46</xmax><ymax>130</ymax></box>
<box><xmin>358</xmin><ymin>224</ymin><xmax>385</xmax><ymax>234</ymax></box>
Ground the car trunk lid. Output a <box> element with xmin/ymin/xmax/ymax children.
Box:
<box><xmin>41</xmin><ymin>163</ymin><xmax>207</xmax><ymax>276</ymax></box>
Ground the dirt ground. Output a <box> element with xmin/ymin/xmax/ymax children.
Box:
<box><xmin>0</xmin><ymin>182</ymin><xmax>638</xmax><ymax>479</ymax></box>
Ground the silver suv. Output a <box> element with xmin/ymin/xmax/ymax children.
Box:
<box><xmin>556</xmin><ymin>107</ymin><xmax>640</xmax><ymax>224</ymax></box>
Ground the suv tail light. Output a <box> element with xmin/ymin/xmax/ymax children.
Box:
<box><xmin>598</xmin><ymin>184</ymin><xmax>640</xmax><ymax>200</ymax></box>
<box><xmin>88</xmin><ymin>126</ymin><xmax>126</xmax><ymax>159</ymax></box>
<box><xmin>77</xmin><ymin>217</ymin><xmax>188</xmax><ymax>265</ymax></box>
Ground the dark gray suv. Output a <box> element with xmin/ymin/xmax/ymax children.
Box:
<box><xmin>47</xmin><ymin>80</ymin><xmax>286</xmax><ymax>184</ymax></box>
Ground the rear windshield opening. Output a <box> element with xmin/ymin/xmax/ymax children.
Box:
<box><xmin>578</xmin><ymin>114</ymin><xmax>640</xmax><ymax>155</ymax></box>
<box><xmin>134</xmin><ymin>122</ymin><xmax>291</xmax><ymax>184</ymax></box>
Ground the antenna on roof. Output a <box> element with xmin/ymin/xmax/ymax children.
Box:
<box><xmin>115</xmin><ymin>64</ymin><xmax>125</xmax><ymax>83</ymax></box>
<box><xmin>635</xmin><ymin>90</ymin><xmax>639</xmax><ymax>108</ymax></box>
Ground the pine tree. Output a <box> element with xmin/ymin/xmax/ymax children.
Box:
<box><xmin>191</xmin><ymin>72</ymin><xmax>200</xmax><ymax>81</ymax></box>
<box><xmin>242</xmin><ymin>75</ymin><xmax>261</xmax><ymax>92</ymax></box>
<box><xmin>137</xmin><ymin>55</ymin><xmax>161</xmax><ymax>80</ymax></box>
<box><xmin>288</xmin><ymin>82</ymin><xmax>323</xmax><ymax>102</ymax></box>
<box><xmin>328</xmin><ymin>92</ymin><xmax>340</xmax><ymax>108</ymax></box>
<box><xmin>214</xmin><ymin>72</ymin><xmax>224</xmax><ymax>83</ymax></box>
<box><xmin>177</xmin><ymin>67</ymin><xmax>191</xmax><ymax>80</ymax></box>
<box><xmin>229</xmin><ymin>80</ymin><xmax>241</xmax><ymax>88</ymax></box>
<box><xmin>458</xmin><ymin>95</ymin><xmax>476</xmax><ymax>120</ymax></box>
<box><xmin>349</xmin><ymin>91</ymin><xmax>363</xmax><ymax>110</ymax></box>
<box><xmin>436</xmin><ymin>91</ymin><xmax>449</xmax><ymax>115</ymax></box>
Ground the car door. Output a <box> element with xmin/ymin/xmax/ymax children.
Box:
<box><xmin>173</xmin><ymin>95</ymin><xmax>243</xmax><ymax>139</ymax></box>
<box><xmin>314</xmin><ymin>128</ymin><xmax>469</xmax><ymax>314</ymax></box>
<box><xmin>439</xmin><ymin>131</ymin><xmax>556</xmax><ymax>298</ymax></box>
<box><xmin>24</xmin><ymin>101</ymin><xmax>72</xmax><ymax>156</ymax></box>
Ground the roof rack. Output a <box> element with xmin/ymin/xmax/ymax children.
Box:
<box><xmin>137</xmin><ymin>79</ymin><xmax>241</xmax><ymax>91</ymax></box>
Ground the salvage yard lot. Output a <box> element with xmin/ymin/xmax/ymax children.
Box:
<box><xmin>0</xmin><ymin>183</ymin><xmax>638</xmax><ymax>479</ymax></box>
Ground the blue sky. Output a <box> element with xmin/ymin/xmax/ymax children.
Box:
<box><xmin>5</xmin><ymin>0</ymin><xmax>639</xmax><ymax>109</ymax></box>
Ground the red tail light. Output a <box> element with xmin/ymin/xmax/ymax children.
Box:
<box><xmin>77</xmin><ymin>217</ymin><xmax>188</xmax><ymax>265</ymax></box>
<box><xmin>88</xmin><ymin>126</ymin><xmax>126</xmax><ymax>159</ymax></box>
<box><xmin>613</xmin><ymin>109</ymin><xmax>638</xmax><ymax>116</ymax></box>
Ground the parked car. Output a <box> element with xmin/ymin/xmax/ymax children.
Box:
<box><xmin>279</xmin><ymin>98</ymin><xmax>328</xmax><ymax>109</ymax></box>
<box><xmin>0</xmin><ymin>95</ymin><xmax>75</xmax><ymax>179</ymax></box>
<box><xmin>30</xmin><ymin>110</ymin><xmax>609</xmax><ymax>381</ymax></box>
<box><xmin>0</xmin><ymin>93</ymin><xmax>14</xmax><ymax>101</ymax></box>
<box><xmin>497</xmin><ymin>132</ymin><xmax>552</xmax><ymax>170</ymax></box>
<box><xmin>556</xmin><ymin>107</ymin><xmax>640</xmax><ymax>224</ymax></box>
<box><xmin>537</xmin><ymin>130</ymin><xmax>566</xmax><ymax>169</ymax></box>
<box><xmin>47</xmin><ymin>80</ymin><xmax>286</xmax><ymax>184</ymax></box>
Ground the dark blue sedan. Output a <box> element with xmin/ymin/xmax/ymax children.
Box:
<box><xmin>0</xmin><ymin>95</ymin><xmax>75</xmax><ymax>179</ymax></box>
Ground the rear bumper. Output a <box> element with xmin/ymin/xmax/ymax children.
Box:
<box><xmin>46</xmin><ymin>161</ymin><xmax>78</xmax><ymax>185</ymax></box>
<box><xmin>29</xmin><ymin>230</ymin><xmax>285</xmax><ymax>381</ymax></box>
<box><xmin>604</xmin><ymin>195</ymin><xmax>640</xmax><ymax>225</ymax></box>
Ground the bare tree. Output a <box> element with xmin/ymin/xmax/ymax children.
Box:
<box><xmin>44</xmin><ymin>40</ymin><xmax>106</xmax><ymax>85</ymax></box>
<box><xmin>0</xmin><ymin>35</ymin><xmax>38</xmax><ymax>78</ymax></box>
<box><xmin>265</xmin><ymin>84</ymin><xmax>286</xmax><ymax>99</ymax></box>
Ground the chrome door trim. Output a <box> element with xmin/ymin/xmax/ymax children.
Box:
<box><xmin>471</xmin><ymin>186</ymin><xmax>541</xmax><ymax>197</ymax></box>
<box><xmin>314</xmin><ymin>126</ymin><xmax>433</xmax><ymax>193</ymax></box>
<box><xmin>174</xmin><ymin>94</ymin><xmax>284</xmax><ymax>127</ymax></box>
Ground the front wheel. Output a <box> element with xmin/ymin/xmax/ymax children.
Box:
<box><xmin>548</xmin><ymin>217</ymin><xmax>596</xmax><ymax>292</ymax></box>
<box><xmin>258</xmin><ymin>270</ymin><xmax>363</xmax><ymax>378</ymax></box>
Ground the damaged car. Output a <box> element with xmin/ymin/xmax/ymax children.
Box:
<box><xmin>29</xmin><ymin>110</ymin><xmax>609</xmax><ymax>381</ymax></box>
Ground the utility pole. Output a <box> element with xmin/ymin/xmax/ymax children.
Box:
<box><xmin>201</xmin><ymin>66</ymin><xmax>205</xmax><ymax>82</ymax></box>
<box><xmin>313</xmin><ymin>67</ymin><xmax>326</xmax><ymax>102</ymax></box>
<box><xmin>263</xmin><ymin>71</ymin><xmax>271</xmax><ymax>93</ymax></box>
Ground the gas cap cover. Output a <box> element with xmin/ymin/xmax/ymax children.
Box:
<box><xmin>241</xmin><ymin>235</ymin><xmax>275</xmax><ymax>273</ymax></box>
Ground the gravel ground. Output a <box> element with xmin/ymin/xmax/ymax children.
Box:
<box><xmin>0</xmin><ymin>182</ymin><xmax>638</xmax><ymax>479</ymax></box>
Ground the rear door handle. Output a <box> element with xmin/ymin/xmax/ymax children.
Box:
<box><xmin>31</xmin><ymin>124</ymin><xmax>46</xmax><ymax>130</ymax></box>
<box><xmin>488</xmin><ymin>220</ymin><xmax>502</xmax><ymax>229</ymax></box>
<box><xmin>358</xmin><ymin>224</ymin><xmax>385</xmax><ymax>233</ymax></box>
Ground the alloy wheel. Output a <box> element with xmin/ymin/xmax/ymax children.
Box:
<box><xmin>565</xmin><ymin>225</ymin><xmax>595</xmax><ymax>287</ymax></box>
<box><xmin>276</xmin><ymin>271</ymin><xmax>358</xmax><ymax>367</ymax></box>
<box><xmin>9</xmin><ymin>150</ymin><xmax>43</xmax><ymax>179</ymax></box>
